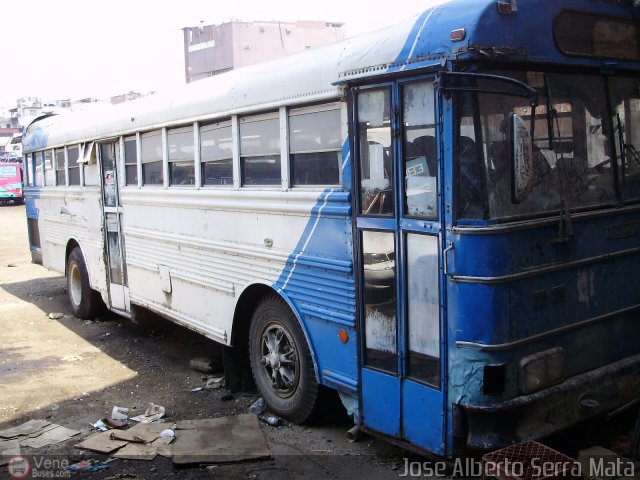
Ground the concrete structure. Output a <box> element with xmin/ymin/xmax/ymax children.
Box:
<box><xmin>182</xmin><ymin>20</ymin><xmax>345</xmax><ymax>83</ymax></box>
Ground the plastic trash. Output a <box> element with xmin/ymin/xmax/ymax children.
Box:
<box><xmin>67</xmin><ymin>460</ymin><xmax>109</xmax><ymax>472</ymax></box>
<box><xmin>111</xmin><ymin>406</ymin><xmax>128</xmax><ymax>420</ymax></box>
<box><xmin>249</xmin><ymin>398</ymin><xmax>266</xmax><ymax>415</ymax></box>
<box><xmin>160</xmin><ymin>429</ymin><xmax>175</xmax><ymax>438</ymax></box>
<box><xmin>258</xmin><ymin>415</ymin><xmax>282</xmax><ymax>427</ymax></box>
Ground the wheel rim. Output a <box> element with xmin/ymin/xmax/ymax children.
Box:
<box><xmin>259</xmin><ymin>321</ymin><xmax>300</xmax><ymax>398</ymax></box>
<box><xmin>69</xmin><ymin>263</ymin><xmax>82</xmax><ymax>308</ymax></box>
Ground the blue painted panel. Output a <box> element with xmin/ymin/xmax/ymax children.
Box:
<box><xmin>272</xmin><ymin>188</ymin><xmax>358</xmax><ymax>394</ymax></box>
<box><xmin>361</xmin><ymin>368</ymin><xmax>401</xmax><ymax>437</ymax></box>
<box><xmin>403</xmin><ymin>380</ymin><xmax>444</xmax><ymax>453</ymax></box>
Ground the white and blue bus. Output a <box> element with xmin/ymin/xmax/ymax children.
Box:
<box><xmin>22</xmin><ymin>0</ymin><xmax>640</xmax><ymax>457</ymax></box>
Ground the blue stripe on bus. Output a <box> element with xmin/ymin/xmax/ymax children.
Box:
<box><xmin>272</xmin><ymin>188</ymin><xmax>357</xmax><ymax>393</ymax></box>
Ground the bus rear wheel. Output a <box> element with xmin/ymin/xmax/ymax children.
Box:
<box><xmin>249</xmin><ymin>294</ymin><xmax>318</xmax><ymax>424</ymax></box>
<box><xmin>66</xmin><ymin>247</ymin><xmax>103</xmax><ymax>319</ymax></box>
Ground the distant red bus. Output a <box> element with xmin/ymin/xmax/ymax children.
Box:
<box><xmin>0</xmin><ymin>162</ymin><xmax>24</xmax><ymax>205</ymax></box>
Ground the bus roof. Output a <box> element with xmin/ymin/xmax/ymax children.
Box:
<box><xmin>23</xmin><ymin>0</ymin><xmax>640</xmax><ymax>153</ymax></box>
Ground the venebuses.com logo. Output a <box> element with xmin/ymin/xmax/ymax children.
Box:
<box><xmin>7</xmin><ymin>456</ymin><xmax>30</xmax><ymax>478</ymax></box>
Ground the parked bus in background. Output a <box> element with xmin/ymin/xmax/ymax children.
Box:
<box><xmin>21</xmin><ymin>0</ymin><xmax>640</xmax><ymax>457</ymax></box>
<box><xmin>0</xmin><ymin>162</ymin><xmax>24</xmax><ymax>205</ymax></box>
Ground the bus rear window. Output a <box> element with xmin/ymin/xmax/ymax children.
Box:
<box><xmin>0</xmin><ymin>165</ymin><xmax>17</xmax><ymax>177</ymax></box>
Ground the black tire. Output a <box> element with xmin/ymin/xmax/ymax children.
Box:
<box><xmin>66</xmin><ymin>247</ymin><xmax>103</xmax><ymax>319</ymax></box>
<box><xmin>249</xmin><ymin>294</ymin><xmax>318</xmax><ymax>423</ymax></box>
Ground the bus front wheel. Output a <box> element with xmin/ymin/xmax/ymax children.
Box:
<box><xmin>249</xmin><ymin>294</ymin><xmax>318</xmax><ymax>424</ymax></box>
<box><xmin>66</xmin><ymin>247</ymin><xmax>102</xmax><ymax>319</ymax></box>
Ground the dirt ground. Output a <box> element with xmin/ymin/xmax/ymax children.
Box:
<box><xmin>1</xmin><ymin>203</ymin><xmax>638</xmax><ymax>479</ymax></box>
<box><xmin>0</xmin><ymin>204</ymin><xmax>410</xmax><ymax>479</ymax></box>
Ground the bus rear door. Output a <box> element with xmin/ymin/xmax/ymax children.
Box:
<box><xmin>353</xmin><ymin>78</ymin><xmax>446</xmax><ymax>454</ymax></box>
<box><xmin>99</xmin><ymin>142</ymin><xmax>130</xmax><ymax>314</ymax></box>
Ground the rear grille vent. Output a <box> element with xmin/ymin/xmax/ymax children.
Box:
<box><xmin>551</xmin><ymin>285</ymin><xmax>565</xmax><ymax>304</ymax></box>
<box><xmin>532</xmin><ymin>290</ymin><xmax>547</xmax><ymax>308</ymax></box>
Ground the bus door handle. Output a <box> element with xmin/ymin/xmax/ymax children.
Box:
<box><xmin>443</xmin><ymin>242</ymin><xmax>454</xmax><ymax>276</ymax></box>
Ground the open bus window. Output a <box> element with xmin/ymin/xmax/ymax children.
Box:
<box><xmin>141</xmin><ymin>130</ymin><xmax>163</xmax><ymax>185</ymax></box>
<box><xmin>403</xmin><ymin>81</ymin><xmax>438</xmax><ymax>218</ymax></box>
<box><xmin>68</xmin><ymin>146</ymin><xmax>80</xmax><ymax>186</ymax></box>
<box><xmin>609</xmin><ymin>77</ymin><xmax>640</xmax><ymax>201</ymax></box>
<box><xmin>168</xmin><ymin>125</ymin><xmax>195</xmax><ymax>186</ymax></box>
<box><xmin>240</xmin><ymin>114</ymin><xmax>280</xmax><ymax>186</ymax></box>
<box><xmin>456</xmin><ymin>71</ymin><xmax>617</xmax><ymax>221</ymax></box>
<box><xmin>201</xmin><ymin>120</ymin><xmax>233</xmax><ymax>186</ymax></box>
<box><xmin>289</xmin><ymin>106</ymin><xmax>341</xmax><ymax>186</ymax></box>
<box><xmin>357</xmin><ymin>89</ymin><xmax>394</xmax><ymax>216</ymax></box>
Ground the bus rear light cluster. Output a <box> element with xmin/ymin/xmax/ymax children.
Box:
<box><xmin>519</xmin><ymin>347</ymin><xmax>565</xmax><ymax>394</ymax></box>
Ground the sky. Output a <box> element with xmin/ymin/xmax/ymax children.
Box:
<box><xmin>0</xmin><ymin>0</ymin><xmax>440</xmax><ymax>108</ymax></box>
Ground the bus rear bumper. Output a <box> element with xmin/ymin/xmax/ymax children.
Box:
<box><xmin>461</xmin><ymin>352</ymin><xmax>640</xmax><ymax>451</ymax></box>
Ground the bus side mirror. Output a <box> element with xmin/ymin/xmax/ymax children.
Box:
<box><xmin>509</xmin><ymin>113</ymin><xmax>534</xmax><ymax>204</ymax></box>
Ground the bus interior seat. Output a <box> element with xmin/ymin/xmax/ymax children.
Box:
<box><xmin>407</xmin><ymin>135</ymin><xmax>437</xmax><ymax>176</ymax></box>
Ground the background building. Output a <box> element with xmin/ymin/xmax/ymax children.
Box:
<box><xmin>182</xmin><ymin>19</ymin><xmax>345</xmax><ymax>83</ymax></box>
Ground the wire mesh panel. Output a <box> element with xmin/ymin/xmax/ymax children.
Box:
<box><xmin>482</xmin><ymin>440</ymin><xmax>580</xmax><ymax>480</ymax></box>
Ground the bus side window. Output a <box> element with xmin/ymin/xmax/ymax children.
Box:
<box><xmin>124</xmin><ymin>136</ymin><xmax>138</xmax><ymax>186</ymax></box>
<box><xmin>68</xmin><ymin>145</ymin><xmax>80</xmax><ymax>186</ymax></box>
<box><xmin>201</xmin><ymin>120</ymin><xmax>233</xmax><ymax>186</ymax></box>
<box><xmin>240</xmin><ymin>113</ymin><xmax>281</xmax><ymax>186</ymax></box>
<box><xmin>44</xmin><ymin>150</ymin><xmax>54</xmax><ymax>186</ymax></box>
<box><xmin>289</xmin><ymin>105</ymin><xmax>341</xmax><ymax>186</ymax></box>
<box><xmin>141</xmin><ymin>130</ymin><xmax>163</xmax><ymax>186</ymax></box>
<box><xmin>168</xmin><ymin>125</ymin><xmax>195</xmax><ymax>186</ymax></box>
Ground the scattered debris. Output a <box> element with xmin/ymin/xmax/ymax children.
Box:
<box><xmin>51</xmin><ymin>404</ymin><xmax>59</xmax><ymax>411</ymax></box>
<box><xmin>48</xmin><ymin>312</ymin><xmax>64</xmax><ymax>320</ymax></box>
<box><xmin>74</xmin><ymin>431</ymin><xmax>129</xmax><ymax>454</ymax></box>
<box><xmin>92</xmin><ymin>420</ymin><xmax>109</xmax><ymax>432</ymax></box>
<box><xmin>113</xmin><ymin>437</ymin><xmax>174</xmax><ymax>461</ymax></box>
<box><xmin>103</xmin><ymin>474</ymin><xmax>136</xmax><ymax>480</ymax></box>
<box><xmin>249</xmin><ymin>398</ymin><xmax>265</xmax><ymax>415</ymax></box>
<box><xmin>160</xmin><ymin>429</ymin><xmax>175</xmax><ymax>438</ymax></box>
<box><xmin>172</xmin><ymin>414</ymin><xmax>270</xmax><ymax>465</ymax></box>
<box><xmin>130</xmin><ymin>403</ymin><xmax>165</xmax><ymax>424</ymax></box>
<box><xmin>190</xmin><ymin>387</ymin><xmax>203</xmax><ymax>393</ymax></box>
<box><xmin>103</xmin><ymin>418</ymin><xmax>127</xmax><ymax>429</ymax></box>
<box><xmin>0</xmin><ymin>419</ymin><xmax>51</xmax><ymax>438</ymax></box>
<box><xmin>67</xmin><ymin>459</ymin><xmax>110</xmax><ymax>472</ymax></box>
<box><xmin>0</xmin><ymin>419</ymin><xmax>80</xmax><ymax>449</ymax></box>
<box><xmin>62</xmin><ymin>354</ymin><xmax>82</xmax><ymax>362</ymax></box>
<box><xmin>204</xmin><ymin>376</ymin><xmax>224</xmax><ymax>390</ymax></box>
<box><xmin>20</xmin><ymin>425</ymin><xmax>81</xmax><ymax>449</ymax></box>
<box><xmin>111</xmin><ymin>406</ymin><xmax>129</xmax><ymax>421</ymax></box>
<box><xmin>189</xmin><ymin>357</ymin><xmax>220</xmax><ymax>373</ymax></box>
<box><xmin>258</xmin><ymin>415</ymin><xmax>282</xmax><ymax>427</ymax></box>
<box><xmin>0</xmin><ymin>439</ymin><xmax>20</xmax><ymax>465</ymax></box>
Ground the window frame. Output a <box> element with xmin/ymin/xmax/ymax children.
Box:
<box><xmin>288</xmin><ymin>102</ymin><xmax>342</xmax><ymax>188</ymax></box>
<box><xmin>200</xmin><ymin>119</ymin><xmax>234</xmax><ymax>187</ymax></box>
<box><xmin>140</xmin><ymin>129</ymin><xmax>164</xmax><ymax>186</ymax></box>
<box><xmin>239</xmin><ymin>111</ymin><xmax>281</xmax><ymax>188</ymax></box>
<box><xmin>67</xmin><ymin>145</ymin><xmax>81</xmax><ymax>186</ymax></box>
<box><xmin>167</xmin><ymin>124</ymin><xmax>196</xmax><ymax>187</ymax></box>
